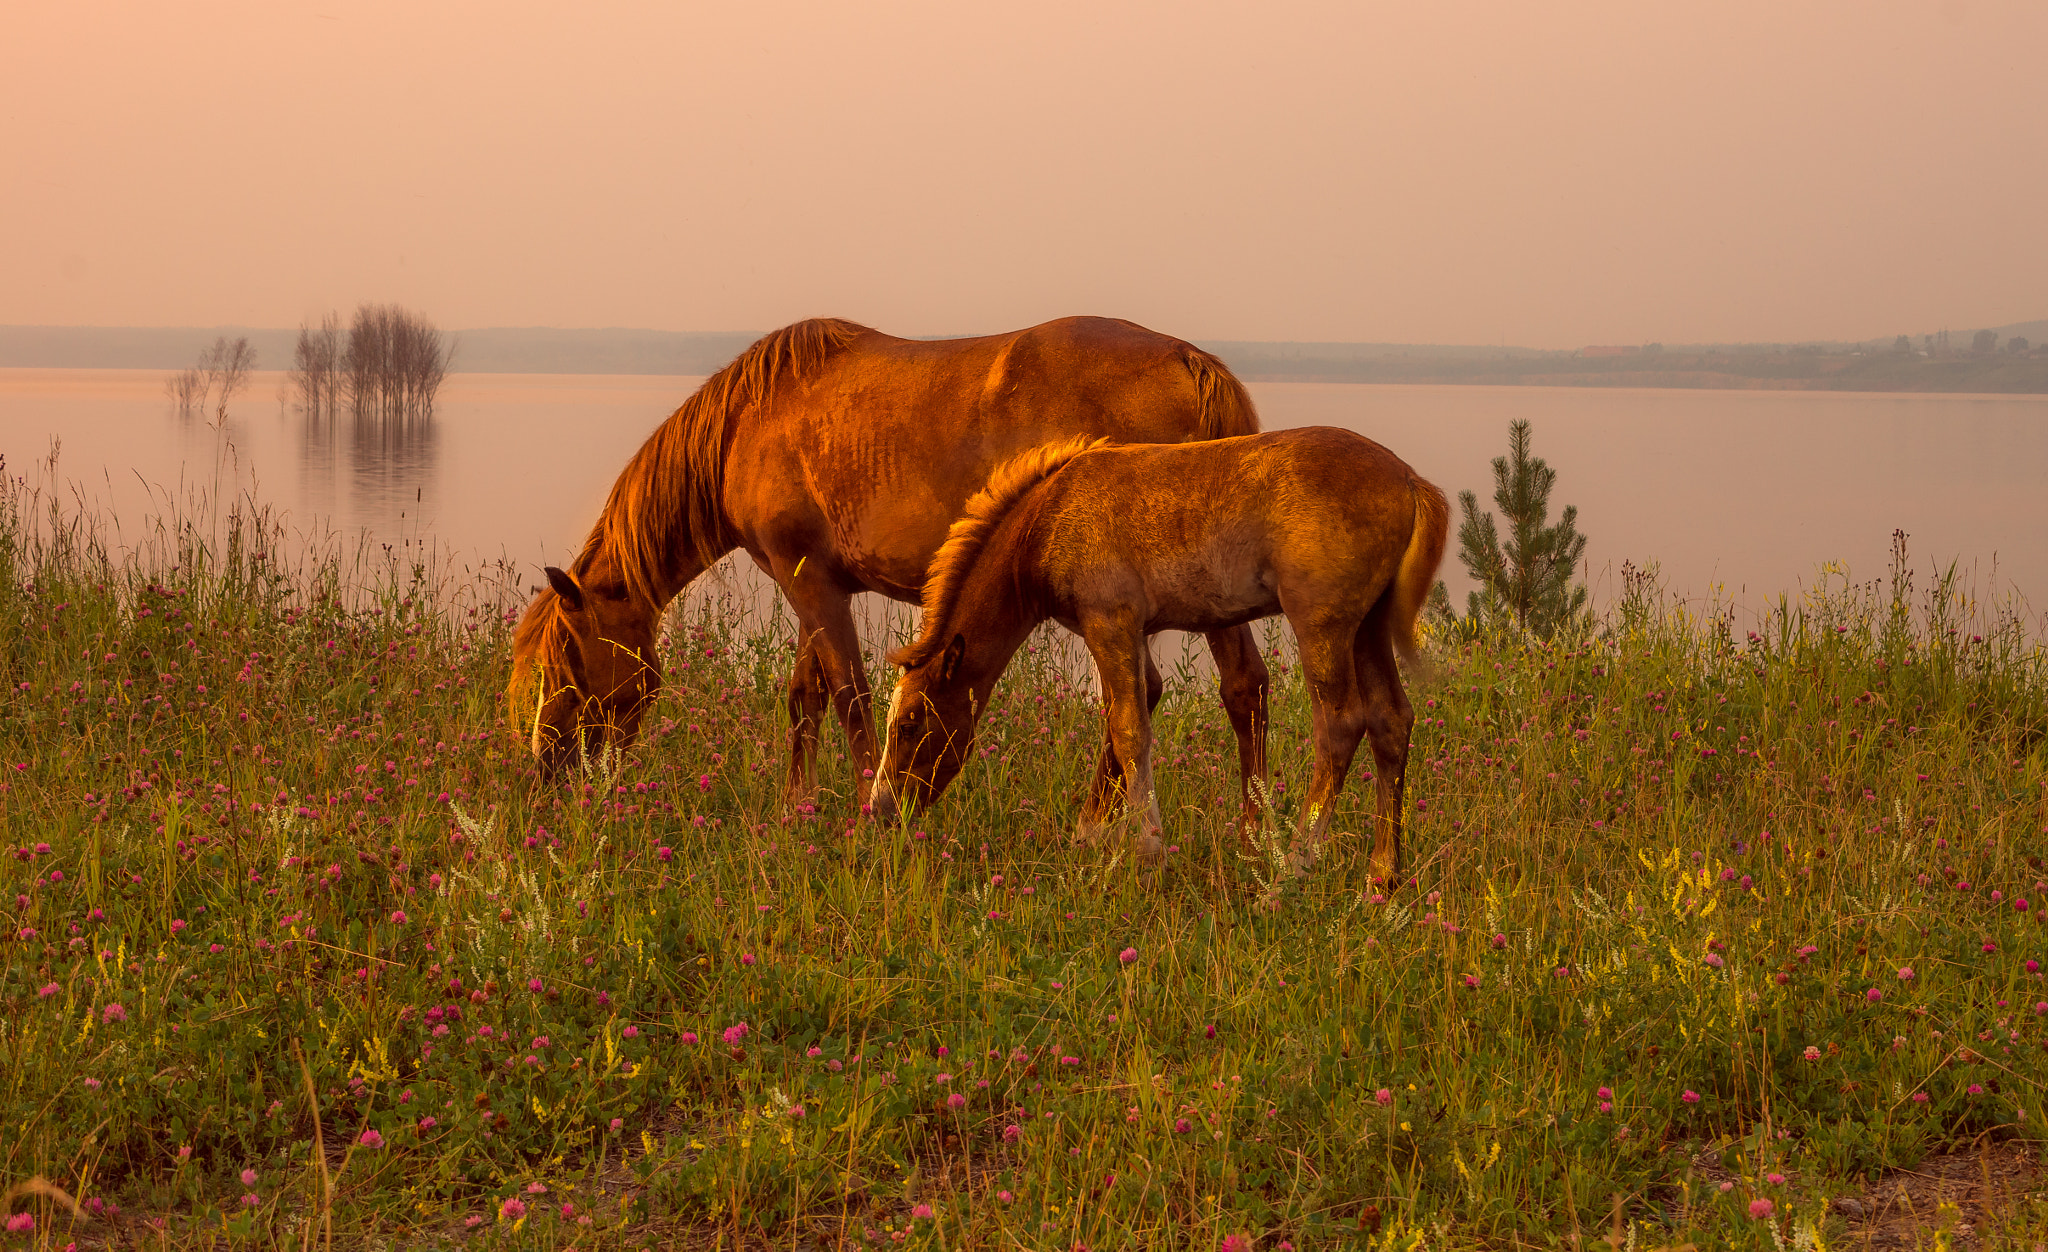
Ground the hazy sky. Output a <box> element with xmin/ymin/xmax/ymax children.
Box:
<box><xmin>5</xmin><ymin>1</ymin><xmax>2043</xmax><ymax>348</ymax></box>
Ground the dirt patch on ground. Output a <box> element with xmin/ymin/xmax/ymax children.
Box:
<box><xmin>1683</xmin><ymin>1139</ymin><xmax>2042</xmax><ymax>1250</ymax></box>
<box><xmin>1830</xmin><ymin>1140</ymin><xmax>2040</xmax><ymax>1250</ymax></box>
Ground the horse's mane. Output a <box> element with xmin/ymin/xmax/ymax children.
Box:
<box><xmin>890</xmin><ymin>435</ymin><xmax>1109</xmax><ymax>670</ymax></box>
<box><xmin>507</xmin><ymin>605</ymin><xmax>550</xmax><ymax>728</ymax></box>
<box><xmin>572</xmin><ymin>317</ymin><xmax>869</xmax><ymax>604</ymax></box>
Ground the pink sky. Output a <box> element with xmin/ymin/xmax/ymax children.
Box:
<box><xmin>5</xmin><ymin>0</ymin><xmax>2043</xmax><ymax>347</ymax></box>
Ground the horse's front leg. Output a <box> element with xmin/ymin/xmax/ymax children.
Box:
<box><xmin>781</xmin><ymin>581</ymin><xmax>879</xmax><ymax>809</ymax></box>
<box><xmin>1081</xmin><ymin>617</ymin><xmax>1164</xmax><ymax>867</ymax></box>
<box><xmin>780</xmin><ymin>637</ymin><xmax>830</xmax><ymax>812</ymax></box>
<box><xmin>1079</xmin><ymin>646</ymin><xmax>1162</xmax><ymax>844</ymax></box>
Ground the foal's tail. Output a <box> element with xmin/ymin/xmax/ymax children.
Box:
<box><xmin>1388</xmin><ymin>476</ymin><xmax>1451</xmax><ymax>663</ymax></box>
<box><xmin>1181</xmin><ymin>346</ymin><xmax>1261</xmax><ymax>440</ymax></box>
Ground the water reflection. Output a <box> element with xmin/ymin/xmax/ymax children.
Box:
<box><xmin>292</xmin><ymin>404</ymin><xmax>441</xmax><ymax>559</ymax></box>
<box><xmin>346</xmin><ymin>410</ymin><xmax>438</xmax><ymax>530</ymax></box>
<box><xmin>298</xmin><ymin>406</ymin><xmax>340</xmax><ymax>523</ymax></box>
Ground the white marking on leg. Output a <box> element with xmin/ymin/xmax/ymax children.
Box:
<box><xmin>880</xmin><ymin>681</ymin><xmax>904</xmax><ymax>763</ymax></box>
<box><xmin>1134</xmin><ymin>759</ymin><xmax>1162</xmax><ymax>834</ymax></box>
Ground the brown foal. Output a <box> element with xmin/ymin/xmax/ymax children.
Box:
<box><xmin>871</xmin><ymin>428</ymin><xmax>1448</xmax><ymax>880</ymax></box>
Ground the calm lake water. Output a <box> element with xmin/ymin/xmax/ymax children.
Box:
<box><xmin>3</xmin><ymin>369</ymin><xmax>2044</xmax><ymax>633</ymax></box>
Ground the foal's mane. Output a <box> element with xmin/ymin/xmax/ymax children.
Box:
<box><xmin>891</xmin><ymin>435</ymin><xmax>1109</xmax><ymax>670</ymax></box>
<box><xmin>573</xmin><ymin>317</ymin><xmax>868</xmax><ymax>605</ymax></box>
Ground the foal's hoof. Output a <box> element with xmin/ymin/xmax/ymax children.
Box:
<box><xmin>1283</xmin><ymin>846</ymin><xmax>1319</xmax><ymax>879</ymax></box>
<box><xmin>1075</xmin><ymin>820</ymin><xmax>1110</xmax><ymax>849</ymax></box>
<box><xmin>1134</xmin><ymin>832</ymin><xmax>1166</xmax><ymax>868</ymax></box>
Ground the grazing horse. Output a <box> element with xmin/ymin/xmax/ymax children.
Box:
<box><xmin>870</xmin><ymin>428</ymin><xmax>1448</xmax><ymax>880</ymax></box>
<box><xmin>508</xmin><ymin>316</ymin><xmax>1272</xmax><ymax>825</ymax></box>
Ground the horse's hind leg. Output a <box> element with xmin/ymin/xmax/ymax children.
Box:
<box><xmin>1080</xmin><ymin>644</ymin><xmax>1162</xmax><ymax>845</ymax></box>
<box><xmin>1289</xmin><ymin>613</ymin><xmax>1371</xmax><ymax>878</ymax></box>
<box><xmin>1352</xmin><ymin>600</ymin><xmax>1417</xmax><ymax>885</ymax></box>
<box><xmin>1204</xmin><ymin>624</ymin><xmax>1270</xmax><ymax>840</ymax></box>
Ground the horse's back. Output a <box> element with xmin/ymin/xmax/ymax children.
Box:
<box><xmin>724</xmin><ymin>316</ymin><xmax>1259</xmax><ymax>600</ymax></box>
<box><xmin>1056</xmin><ymin>429</ymin><xmax>1429</xmax><ymax>574</ymax></box>
<box><xmin>1034</xmin><ymin>428</ymin><xmax>1435</xmax><ymax>632</ymax></box>
<box><xmin>816</xmin><ymin>316</ymin><xmax>1218</xmax><ymax>429</ymax></box>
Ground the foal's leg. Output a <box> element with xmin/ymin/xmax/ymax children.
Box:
<box><xmin>1352</xmin><ymin>603</ymin><xmax>1417</xmax><ymax>884</ymax></box>
<box><xmin>1080</xmin><ymin>647</ymin><xmax>1163</xmax><ymax>841</ymax></box>
<box><xmin>781</xmin><ymin>638</ymin><xmax>831</xmax><ymax>811</ymax></box>
<box><xmin>780</xmin><ymin>577</ymin><xmax>880</xmax><ymax>809</ymax></box>
<box><xmin>1079</xmin><ymin>616</ymin><xmax>1165</xmax><ymax>866</ymax></box>
<box><xmin>1204</xmin><ymin>624</ymin><xmax>1271</xmax><ymax>838</ymax></box>
<box><xmin>1288</xmin><ymin>613</ymin><xmax>1372</xmax><ymax>878</ymax></box>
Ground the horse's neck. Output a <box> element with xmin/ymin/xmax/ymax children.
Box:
<box><xmin>611</xmin><ymin>496</ymin><xmax>738</xmax><ymax>596</ymax></box>
<box><xmin>959</xmin><ymin>510</ymin><xmax>1050</xmax><ymax>678</ymax></box>
<box><xmin>580</xmin><ymin>539</ymin><xmax>713</xmax><ymax>617</ymax></box>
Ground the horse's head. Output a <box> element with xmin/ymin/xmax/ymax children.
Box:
<box><xmin>509</xmin><ymin>566</ymin><xmax>661</xmax><ymax>776</ymax></box>
<box><xmin>870</xmin><ymin>632</ymin><xmax>975</xmax><ymax>821</ymax></box>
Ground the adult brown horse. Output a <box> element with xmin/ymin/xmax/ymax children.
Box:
<box><xmin>870</xmin><ymin>428</ymin><xmax>1448</xmax><ymax>880</ymax></box>
<box><xmin>508</xmin><ymin>316</ymin><xmax>1272</xmax><ymax>826</ymax></box>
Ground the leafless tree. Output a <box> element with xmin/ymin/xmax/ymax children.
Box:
<box><xmin>198</xmin><ymin>336</ymin><xmax>257</xmax><ymax>422</ymax></box>
<box><xmin>166</xmin><ymin>367</ymin><xmax>208</xmax><ymax>418</ymax></box>
<box><xmin>289</xmin><ymin>313</ymin><xmax>344</xmax><ymax>418</ymax></box>
<box><xmin>343</xmin><ymin>304</ymin><xmax>449</xmax><ymax>421</ymax></box>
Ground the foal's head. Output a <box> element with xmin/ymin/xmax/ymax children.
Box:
<box><xmin>508</xmin><ymin>566</ymin><xmax>661</xmax><ymax>776</ymax></box>
<box><xmin>870</xmin><ymin>632</ymin><xmax>975</xmax><ymax>821</ymax></box>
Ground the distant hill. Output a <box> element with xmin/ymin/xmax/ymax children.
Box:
<box><xmin>0</xmin><ymin>325</ymin><xmax>303</xmax><ymax>371</ymax></box>
<box><xmin>1850</xmin><ymin>318</ymin><xmax>2048</xmax><ymax>352</ymax></box>
<box><xmin>3</xmin><ymin>322</ymin><xmax>2042</xmax><ymax>391</ymax></box>
<box><xmin>0</xmin><ymin>325</ymin><xmax>761</xmax><ymax>375</ymax></box>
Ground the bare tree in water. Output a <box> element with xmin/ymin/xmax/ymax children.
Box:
<box><xmin>289</xmin><ymin>313</ymin><xmax>344</xmax><ymax>418</ymax></box>
<box><xmin>167</xmin><ymin>336</ymin><xmax>256</xmax><ymax>420</ymax></box>
<box><xmin>200</xmin><ymin>337</ymin><xmax>257</xmax><ymax>423</ymax></box>
<box><xmin>166</xmin><ymin>366</ymin><xmax>207</xmax><ymax>418</ymax></box>
<box><xmin>343</xmin><ymin>304</ymin><xmax>450</xmax><ymax>421</ymax></box>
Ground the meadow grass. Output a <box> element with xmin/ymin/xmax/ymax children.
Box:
<box><xmin>2</xmin><ymin>459</ymin><xmax>2046</xmax><ymax>1252</ymax></box>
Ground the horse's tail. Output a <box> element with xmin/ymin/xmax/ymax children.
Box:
<box><xmin>1181</xmin><ymin>346</ymin><xmax>1261</xmax><ymax>440</ymax></box>
<box><xmin>1389</xmin><ymin>475</ymin><xmax>1451</xmax><ymax>663</ymax></box>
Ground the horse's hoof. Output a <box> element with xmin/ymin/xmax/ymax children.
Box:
<box><xmin>1075</xmin><ymin>820</ymin><xmax>1109</xmax><ymax>848</ymax></box>
<box><xmin>1283</xmin><ymin>847</ymin><xmax>1318</xmax><ymax>878</ymax></box>
<box><xmin>1134</xmin><ymin>832</ymin><xmax>1165</xmax><ymax>867</ymax></box>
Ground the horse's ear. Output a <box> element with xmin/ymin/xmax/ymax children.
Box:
<box><xmin>545</xmin><ymin>566</ymin><xmax>585</xmax><ymax>611</ymax></box>
<box><xmin>940</xmin><ymin>633</ymin><xmax>966</xmax><ymax>685</ymax></box>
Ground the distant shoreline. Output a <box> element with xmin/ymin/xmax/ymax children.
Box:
<box><xmin>1219</xmin><ymin>345</ymin><xmax>2048</xmax><ymax>394</ymax></box>
<box><xmin>4</xmin><ymin>324</ymin><xmax>2045</xmax><ymax>394</ymax></box>
<box><xmin>1232</xmin><ymin>360</ymin><xmax>2048</xmax><ymax>393</ymax></box>
<box><xmin>10</xmin><ymin>366</ymin><xmax>2046</xmax><ymax>400</ymax></box>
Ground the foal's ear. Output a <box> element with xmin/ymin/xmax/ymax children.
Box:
<box><xmin>544</xmin><ymin>566</ymin><xmax>585</xmax><ymax>612</ymax></box>
<box><xmin>939</xmin><ymin>633</ymin><xmax>966</xmax><ymax>685</ymax></box>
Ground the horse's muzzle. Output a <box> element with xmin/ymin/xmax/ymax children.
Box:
<box><xmin>869</xmin><ymin>777</ymin><xmax>900</xmax><ymax>823</ymax></box>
